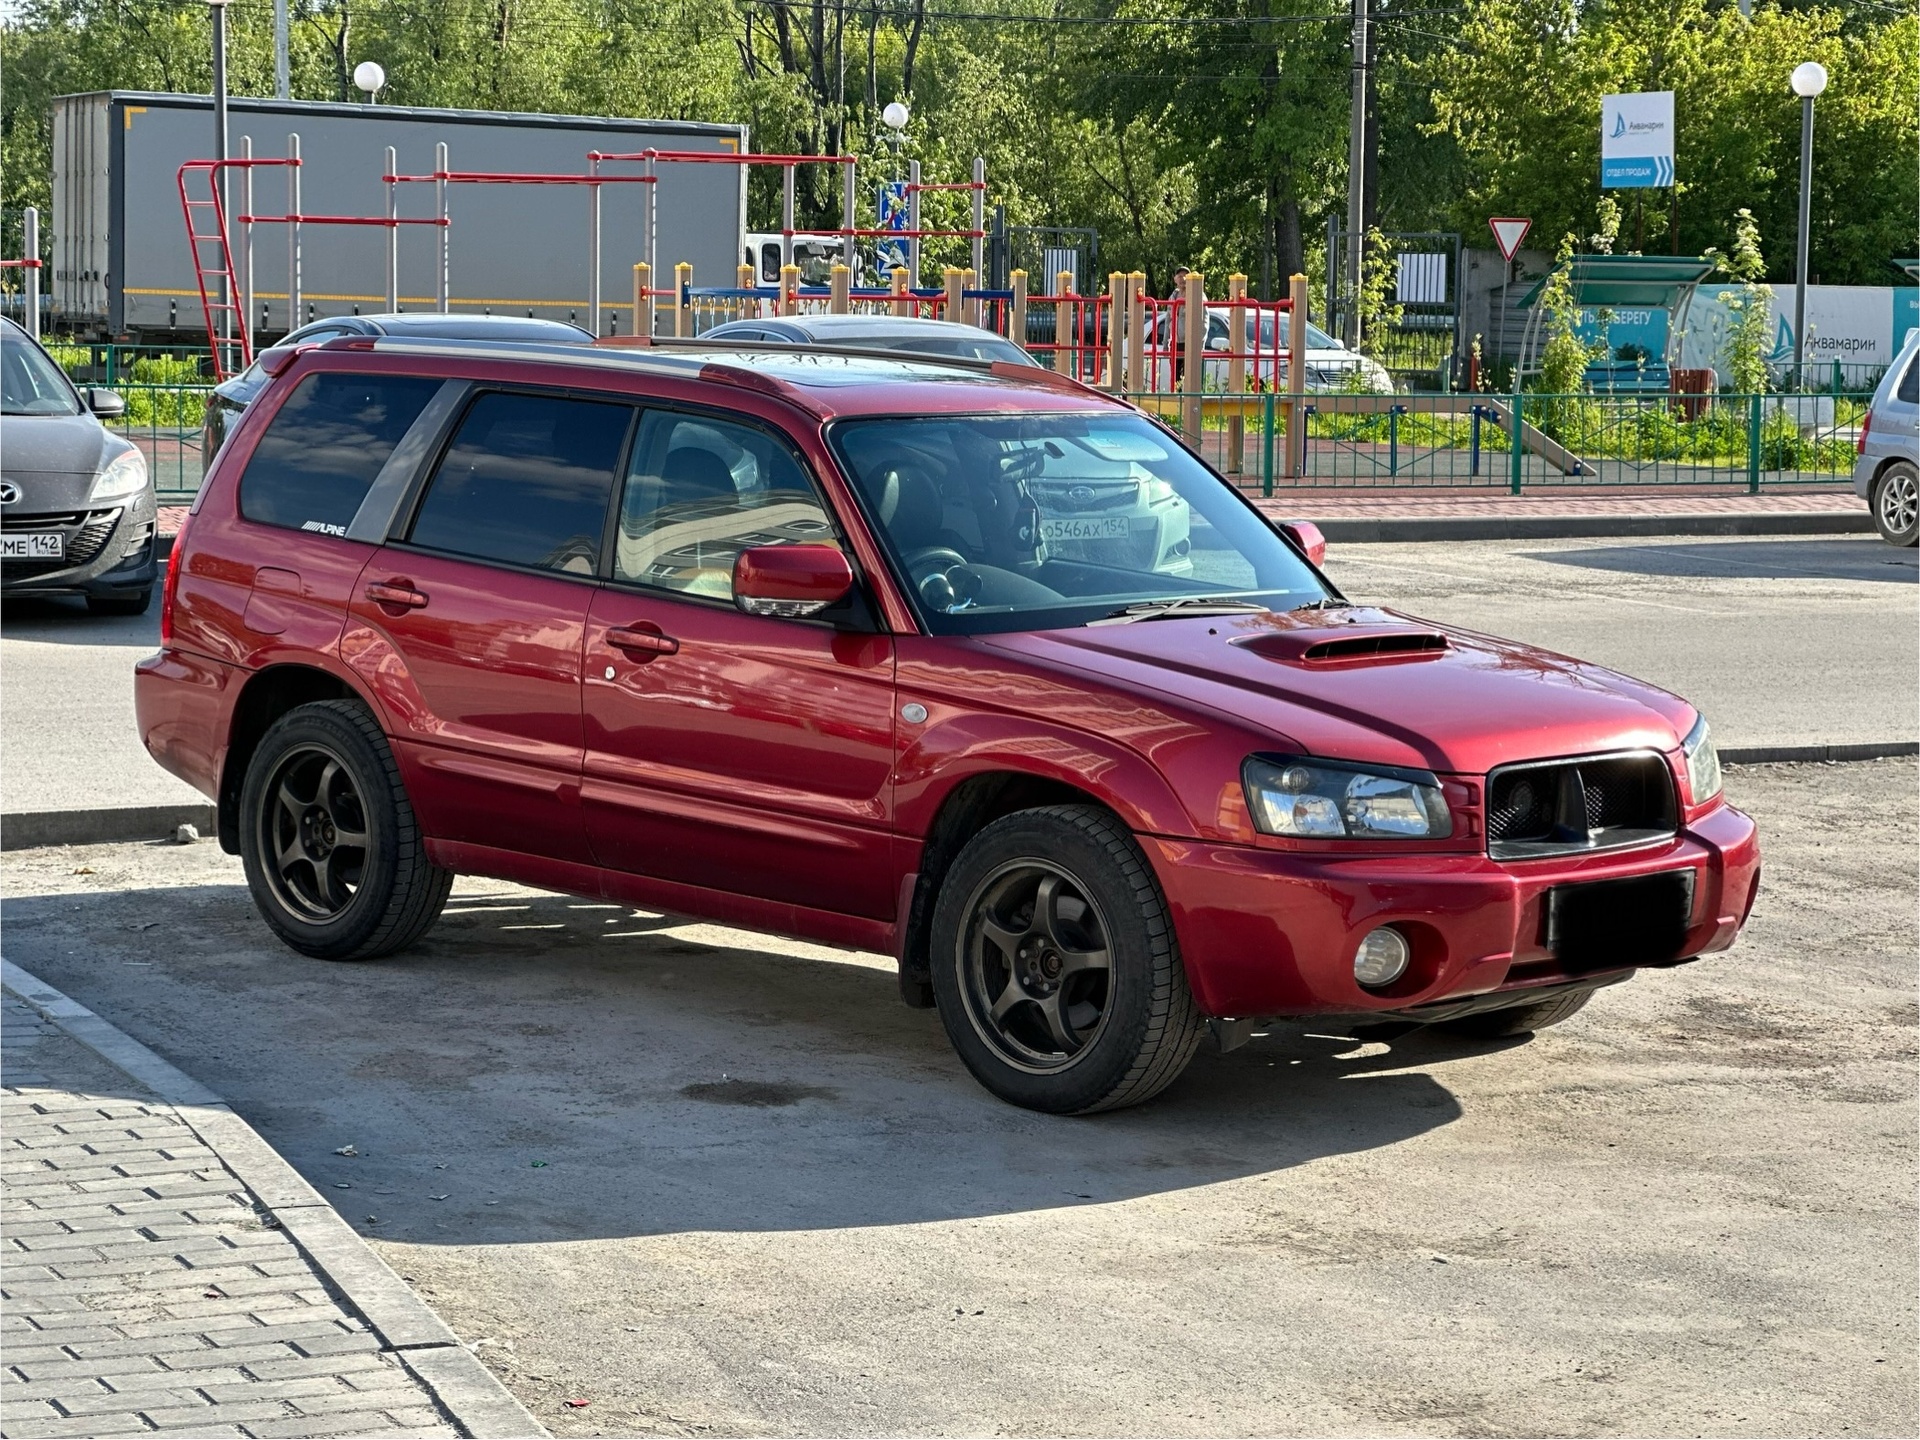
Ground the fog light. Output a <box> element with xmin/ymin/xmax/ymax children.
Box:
<box><xmin>1353</xmin><ymin>927</ymin><xmax>1410</xmax><ymax>988</ymax></box>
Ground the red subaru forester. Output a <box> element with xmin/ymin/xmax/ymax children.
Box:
<box><xmin>137</xmin><ymin>336</ymin><xmax>1760</xmax><ymax>1113</ymax></box>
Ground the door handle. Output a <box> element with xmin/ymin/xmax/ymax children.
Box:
<box><xmin>605</xmin><ymin>624</ymin><xmax>679</xmax><ymax>660</ymax></box>
<box><xmin>366</xmin><ymin>579</ymin><xmax>429</xmax><ymax>610</ymax></box>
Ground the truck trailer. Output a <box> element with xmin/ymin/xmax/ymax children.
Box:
<box><xmin>52</xmin><ymin>91</ymin><xmax>747</xmax><ymax>342</ymax></box>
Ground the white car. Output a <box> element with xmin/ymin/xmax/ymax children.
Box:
<box><xmin>1149</xmin><ymin>308</ymin><xmax>1394</xmax><ymax>394</ymax></box>
<box><xmin>1854</xmin><ymin>329</ymin><xmax>1919</xmax><ymax>546</ymax></box>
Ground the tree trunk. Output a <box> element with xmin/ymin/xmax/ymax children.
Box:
<box><xmin>902</xmin><ymin>0</ymin><xmax>926</xmax><ymax>97</ymax></box>
<box><xmin>1278</xmin><ymin>195</ymin><xmax>1302</xmax><ymax>289</ymax></box>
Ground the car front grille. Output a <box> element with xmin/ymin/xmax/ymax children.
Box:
<box><xmin>1486</xmin><ymin>752</ymin><xmax>1678</xmax><ymax>860</ymax></box>
<box><xmin>1</xmin><ymin>509</ymin><xmax>121</xmax><ymax>579</ymax></box>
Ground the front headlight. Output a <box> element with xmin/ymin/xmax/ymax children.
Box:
<box><xmin>1243</xmin><ymin>756</ymin><xmax>1452</xmax><ymax>840</ymax></box>
<box><xmin>88</xmin><ymin>448</ymin><xmax>148</xmax><ymax>504</ymax></box>
<box><xmin>1682</xmin><ymin>713</ymin><xmax>1722</xmax><ymax>804</ymax></box>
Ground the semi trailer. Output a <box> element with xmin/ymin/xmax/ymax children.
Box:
<box><xmin>51</xmin><ymin>91</ymin><xmax>748</xmax><ymax>342</ymax></box>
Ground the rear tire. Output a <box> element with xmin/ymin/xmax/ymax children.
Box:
<box><xmin>1872</xmin><ymin>462</ymin><xmax>1919</xmax><ymax>547</ymax></box>
<box><xmin>929</xmin><ymin>804</ymin><xmax>1204</xmax><ymax>1114</ymax></box>
<box><xmin>238</xmin><ymin>699</ymin><xmax>452</xmax><ymax>961</ymax></box>
<box><xmin>1434</xmin><ymin>985</ymin><xmax>1596</xmax><ymax>1040</ymax></box>
<box><xmin>87</xmin><ymin>588</ymin><xmax>152</xmax><ymax>616</ymax></box>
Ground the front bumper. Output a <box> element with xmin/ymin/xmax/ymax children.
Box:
<box><xmin>1</xmin><ymin>492</ymin><xmax>159</xmax><ymax>599</ymax></box>
<box><xmin>1145</xmin><ymin>801</ymin><xmax>1761</xmax><ymax>1019</ymax></box>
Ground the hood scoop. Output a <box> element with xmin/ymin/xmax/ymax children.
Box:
<box><xmin>1235</xmin><ymin>627</ymin><xmax>1450</xmax><ymax>666</ymax></box>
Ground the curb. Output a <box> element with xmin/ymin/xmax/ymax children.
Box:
<box><xmin>2</xmin><ymin>804</ymin><xmax>217</xmax><ymax>851</ymax></box>
<box><xmin>1300</xmin><ymin>511</ymin><xmax>1873</xmax><ymax>544</ymax></box>
<box><xmin>0</xmin><ymin>958</ymin><xmax>549</xmax><ymax>1440</ymax></box>
<box><xmin>1721</xmin><ymin>741</ymin><xmax>1918</xmax><ymax>765</ymax></box>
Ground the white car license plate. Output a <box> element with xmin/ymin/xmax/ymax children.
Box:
<box><xmin>1</xmin><ymin>532</ymin><xmax>64</xmax><ymax>561</ymax></box>
<box><xmin>1041</xmin><ymin>516</ymin><xmax>1130</xmax><ymax>542</ymax></box>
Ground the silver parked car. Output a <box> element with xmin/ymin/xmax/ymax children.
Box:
<box><xmin>701</xmin><ymin>314</ymin><xmax>1041</xmax><ymax>367</ymax></box>
<box><xmin>0</xmin><ymin>318</ymin><xmax>157</xmax><ymax>614</ymax></box>
<box><xmin>1855</xmin><ymin>329</ymin><xmax>1919</xmax><ymax>547</ymax></box>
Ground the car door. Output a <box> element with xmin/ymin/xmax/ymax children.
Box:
<box><xmin>582</xmin><ymin>406</ymin><xmax>898</xmax><ymax>920</ymax></box>
<box><xmin>346</xmin><ymin>387</ymin><xmax>634</xmax><ymax>865</ymax></box>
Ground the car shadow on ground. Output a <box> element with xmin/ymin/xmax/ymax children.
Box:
<box><xmin>1</xmin><ymin>880</ymin><xmax>1525</xmax><ymax>1247</ymax></box>
<box><xmin>0</xmin><ymin>594</ymin><xmax>161</xmax><ymax>645</ymax></box>
<box><xmin>1525</xmin><ymin>537</ymin><xmax>1918</xmax><ymax>583</ymax></box>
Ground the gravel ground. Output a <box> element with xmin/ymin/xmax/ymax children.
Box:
<box><xmin>0</xmin><ymin>759</ymin><xmax>1913</xmax><ymax>1437</ymax></box>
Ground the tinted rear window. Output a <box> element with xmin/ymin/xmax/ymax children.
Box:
<box><xmin>1899</xmin><ymin>359</ymin><xmax>1918</xmax><ymax>405</ymax></box>
<box><xmin>240</xmin><ymin>372</ymin><xmax>444</xmax><ymax>534</ymax></box>
<box><xmin>407</xmin><ymin>391</ymin><xmax>630</xmax><ymax>574</ymax></box>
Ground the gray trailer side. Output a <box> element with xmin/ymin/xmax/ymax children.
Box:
<box><xmin>51</xmin><ymin>92</ymin><xmax>747</xmax><ymax>340</ymax></box>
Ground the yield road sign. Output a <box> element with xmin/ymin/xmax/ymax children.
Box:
<box><xmin>1490</xmin><ymin>218</ymin><xmax>1532</xmax><ymax>261</ymax></box>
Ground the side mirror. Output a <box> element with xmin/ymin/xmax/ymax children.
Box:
<box><xmin>1278</xmin><ymin>519</ymin><xmax>1327</xmax><ymax>568</ymax></box>
<box><xmin>733</xmin><ymin>544</ymin><xmax>854</xmax><ymax>618</ymax></box>
<box><xmin>86</xmin><ymin>388</ymin><xmax>126</xmax><ymax>419</ymax></box>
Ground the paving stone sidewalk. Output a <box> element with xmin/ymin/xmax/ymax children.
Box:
<box><xmin>1</xmin><ymin>992</ymin><xmax>459</xmax><ymax>1439</ymax></box>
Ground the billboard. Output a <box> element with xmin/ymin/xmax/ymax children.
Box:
<box><xmin>1601</xmin><ymin>91</ymin><xmax>1675</xmax><ymax>189</ymax></box>
<box><xmin>1677</xmin><ymin>285</ymin><xmax>1920</xmax><ymax>382</ymax></box>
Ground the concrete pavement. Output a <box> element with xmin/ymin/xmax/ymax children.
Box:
<box><xmin>0</xmin><ymin>759</ymin><xmax>1912</xmax><ymax>1435</ymax></box>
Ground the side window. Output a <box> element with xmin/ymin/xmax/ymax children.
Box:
<box><xmin>760</xmin><ymin>243</ymin><xmax>781</xmax><ymax>283</ymax></box>
<box><xmin>612</xmin><ymin>411</ymin><xmax>838</xmax><ymax>601</ymax></box>
<box><xmin>239</xmin><ymin>371</ymin><xmax>444</xmax><ymax>535</ymax></box>
<box><xmin>1898</xmin><ymin>358</ymin><xmax>1918</xmax><ymax>405</ymax></box>
<box><xmin>407</xmin><ymin>391</ymin><xmax>630</xmax><ymax>575</ymax></box>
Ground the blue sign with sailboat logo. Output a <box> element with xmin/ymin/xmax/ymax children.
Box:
<box><xmin>1601</xmin><ymin>91</ymin><xmax>1675</xmax><ymax>189</ymax></box>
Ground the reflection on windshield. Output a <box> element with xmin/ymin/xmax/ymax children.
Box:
<box><xmin>832</xmin><ymin>411</ymin><xmax>1331</xmax><ymax>634</ymax></box>
<box><xmin>1</xmin><ymin>327</ymin><xmax>82</xmax><ymax>416</ymax></box>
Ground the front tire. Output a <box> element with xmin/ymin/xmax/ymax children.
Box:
<box><xmin>1872</xmin><ymin>462</ymin><xmax>1919</xmax><ymax>547</ymax></box>
<box><xmin>1434</xmin><ymin>985</ymin><xmax>1597</xmax><ymax>1040</ymax></box>
<box><xmin>929</xmin><ymin>805</ymin><xmax>1204</xmax><ymax>1114</ymax></box>
<box><xmin>238</xmin><ymin>699</ymin><xmax>452</xmax><ymax>961</ymax></box>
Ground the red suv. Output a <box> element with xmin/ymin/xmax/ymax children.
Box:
<box><xmin>137</xmin><ymin>336</ymin><xmax>1760</xmax><ymax>1113</ymax></box>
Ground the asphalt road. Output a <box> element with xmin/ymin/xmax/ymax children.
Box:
<box><xmin>2</xmin><ymin>535</ymin><xmax>1912</xmax><ymax>819</ymax></box>
<box><xmin>2</xmin><ymin>759</ymin><xmax>1913</xmax><ymax>1436</ymax></box>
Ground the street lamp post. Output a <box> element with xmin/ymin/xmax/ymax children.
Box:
<box><xmin>1789</xmin><ymin>60</ymin><xmax>1827</xmax><ymax>390</ymax></box>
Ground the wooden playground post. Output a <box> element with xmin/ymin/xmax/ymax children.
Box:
<box><xmin>1181</xmin><ymin>271</ymin><xmax>1205</xmax><ymax>445</ymax></box>
<box><xmin>1287</xmin><ymin>272</ymin><xmax>1309</xmax><ymax>479</ymax></box>
<box><xmin>1226</xmin><ymin>273</ymin><xmax>1248</xmax><ymax>474</ymax></box>
<box><xmin>1125</xmin><ymin>272</ymin><xmax>1146</xmax><ymax>396</ymax></box>
<box><xmin>891</xmin><ymin>267</ymin><xmax>912</xmax><ymax>316</ymax></box>
<box><xmin>943</xmin><ymin>268</ymin><xmax>964</xmax><ymax>321</ymax></box>
<box><xmin>633</xmin><ymin>262</ymin><xmax>653</xmax><ymax>340</ymax></box>
<box><xmin>737</xmin><ymin>262</ymin><xmax>755</xmax><ymax>322</ymax></box>
<box><xmin>829</xmin><ymin>264</ymin><xmax>851</xmax><ymax>314</ymax></box>
<box><xmin>1055</xmin><ymin>271</ymin><xmax>1076</xmax><ymax>376</ymax></box>
<box><xmin>1105</xmin><ymin>272</ymin><xmax>1125</xmax><ymax>391</ymax></box>
<box><xmin>1010</xmin><ymin>269</ymin><xmax>1027</xmax><ymax>348</ymax></box>
<box><xmin>779</xmin><ymin>263</ymin><xmax>800</xmax><ymax>317</ymax></box>
<box><xmin>963</xmin><ymin>268</ymin><xmax>979</xmax><ymax>327</ymax></box>
<box><xmin>673</xmin><ymin>261</ymin><xmax>692</xmax><ymax>338</ymax></box>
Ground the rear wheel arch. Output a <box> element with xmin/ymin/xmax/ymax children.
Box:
<box><xmin>898</xmin><ymin>771</ymin><xmax>1119</xmax><ymax>1007</ymax></box>
<box><xmin>219</xmin><ymin>664</ymin><xmax>370</xmax><ymax>853</ymax></box>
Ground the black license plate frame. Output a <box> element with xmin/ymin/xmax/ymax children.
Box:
<box><xmin>1546</xmin><ymin>867</ymin><xmax>1696</xmax><ymax>971</ymax></box>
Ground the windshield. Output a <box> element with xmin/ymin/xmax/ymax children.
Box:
<box><xmin>831</xmin><ymin>411</ymin><xmax>1331</xmax><ymax>635</ymax></box>
<box><xmin>1</xmin><ymin>326</ymin><xmax>82</xmax><ymax>416</ymax></box>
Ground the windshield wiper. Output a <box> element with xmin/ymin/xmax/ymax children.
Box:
<box><xmin>1291</xmin><ymin>596</ymin><xmax>1352</xmax><ymax>611</ymax></box>
<box><xmin>1092</xmin><ymin>595</ymin><xmax>1271</xmax><ymax>625</ymax></box>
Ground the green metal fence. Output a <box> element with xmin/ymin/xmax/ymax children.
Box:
<box><xmin>46</xmin><ymin>343</ymin><xmax>216</xmax><ymax>499</ymax></box>
<box><xmin>1138</xmin><ymin>389</ymin><xmax>1867</xmax><ymax>494</ymax></box>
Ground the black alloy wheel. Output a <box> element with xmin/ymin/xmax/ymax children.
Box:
<box><xmin>930</xmin><ymin>804</ymin><xmax>1204</xmax><ymax>1114</ymax></box>
<box><xmin>958</xmin><ymin>860</ymin><xmax>1116</xmax><ymax>1072</ymax></box>
<box><xmin>239</xmin><ymin>700</ymin><xmax>452</xmax><ymax>961</ymax></box>
<box><xmin>259</xmin><ymin>743</ymin><xmax>370</xmax><ymax>921</ymax></box>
